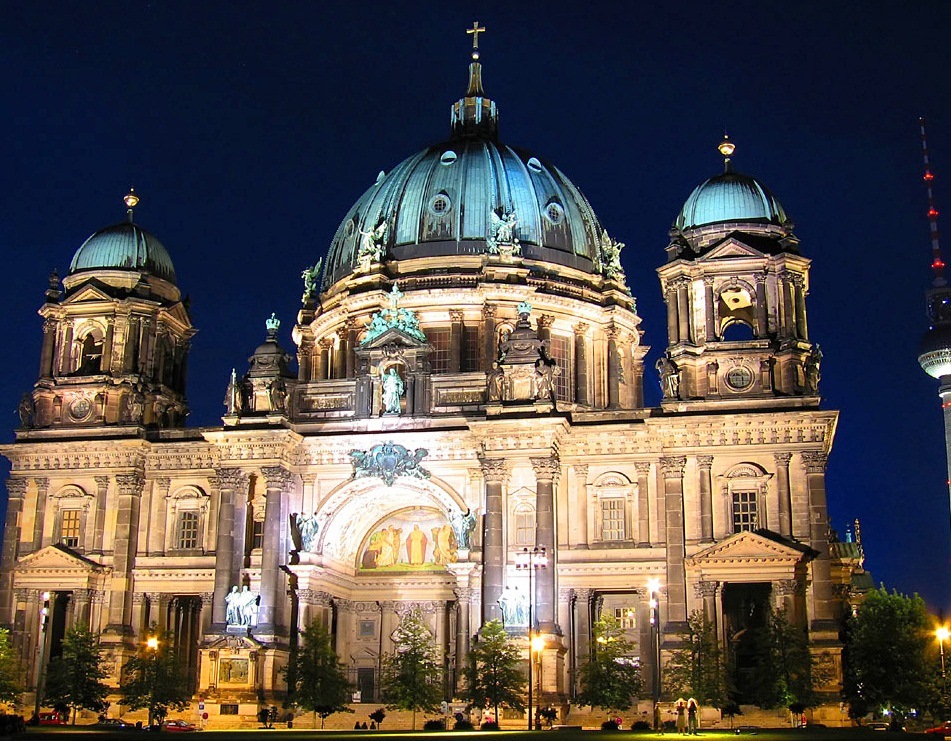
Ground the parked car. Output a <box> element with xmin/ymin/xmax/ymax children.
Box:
<box><xmin>38</xmin><ymin>711</ymin><xmax>68</xmax><ymax>725</ymax></box>
<box><xmin>924</xmin><ymin>721</ymin><xmax>951</xmax><ymax>735</ymax></box>
<box><xmin>97</xmin><ymin>718</ymin><xmax>136</xmax><ymax>730</ymax></box>
<box><xmin>163</xmin><ymin>719</ymin><xmax>199</xmax><ymax>732</ymax></box>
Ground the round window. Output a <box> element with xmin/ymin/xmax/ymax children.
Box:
<box><xmin>725</xmin><ymin>366</ymin><xmax>754</xmax><ymax>391</ymax></box>
<box><xmin>545</xmin><ymin>202</ymin><xmax>564</xmax><ymax>224</ymax></box>
<box><xmin>527</xmin><ymin>157</ymin><xmax>543</xmax><ymax>173</ymax></box>
<box><xmin>440</xmin><ymin>150</ymin><xmax>458</xmax><ymax>166</ymax></box>
<box><xmin>429</xmin><ymin>194</ymin><xmax>452</xmax><ymax>216</ymax></box>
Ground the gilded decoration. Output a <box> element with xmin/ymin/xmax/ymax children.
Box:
<box><xmin>349</xmin><ymin>441</ymin><xmax>430</xmax><ymax>486</ymax></box>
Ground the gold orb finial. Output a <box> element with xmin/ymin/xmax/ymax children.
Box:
<box><xmin>124</xmin><ymin>188</ymin><xmax>140</xmax><ymax>210</ymax></box>
<box><xmin>718</xmin><ymin>134</ymin><xmax>735</xmax><ymax>158</ymax></box>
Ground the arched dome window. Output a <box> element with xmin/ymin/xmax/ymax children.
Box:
<box><xmin>72</xmin><ymin>326</ymin><xmax>104</xmax><ymax>375</ymax></box>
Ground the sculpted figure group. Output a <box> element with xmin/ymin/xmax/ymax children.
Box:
<box><xmin>225</xmin><ymin>585</ymin><xmax>258</xmax><ymax>627</ymax></box>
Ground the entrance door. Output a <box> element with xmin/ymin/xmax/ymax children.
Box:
<box><xmin>721</xmin><ymin>582</ymin><xmax>771</xmax><ymax>703</ymax></box>
<box><xmin>357</xmin><ymin>667</ymin><xmax>375</xmax><ymax>703</ymax></box>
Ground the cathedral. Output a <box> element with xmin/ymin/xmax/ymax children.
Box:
<box><xmin>0</xmin><ymin>29</ymin><xmax>868</xmax><ymax>727</ymax></box>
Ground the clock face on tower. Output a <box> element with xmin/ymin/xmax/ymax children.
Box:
<box><xmin>725</xmin><ymin>365</ymin><xmax>754</xmax><ymax>391</ymax></box>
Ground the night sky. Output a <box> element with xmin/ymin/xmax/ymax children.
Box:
<box><xmin>2</xmin><ymin>2</ymin><xmax>949</xmax><ymax>611</ymax></box>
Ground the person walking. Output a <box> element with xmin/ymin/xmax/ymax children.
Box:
<box><xmin>653</xmin><ymin>703</ymin><xmax>664</xmax><ymax>734</ymax></box>
<box><xmin>676</xmin><ymin>702</ymin><xmax>686</xmax><ymax>735</ymax></box>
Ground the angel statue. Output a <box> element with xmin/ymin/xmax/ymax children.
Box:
<box><xmin>357</xmin><ymin>221</ymin><xmax>387</xmax><ymax>271</ymax></box>
<box><xmin>487</xmin><ymin>208</ymin><xmax>520</xmax><ymax>256</ymax></box>
<box><xmin>301</xmin><ymin>258</ymin><xmax>322</xmax><ymax>300</ymax></box>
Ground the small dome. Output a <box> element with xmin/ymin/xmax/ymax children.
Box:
<box><xmin>69</xmin><ymin>221</ymin><xmax>177</xmax><ymax>284</ymax></box>
<box><xmin>675</xmin><ymin>171</ymin><xmax>788</xmax><ymax>231</ymax></box>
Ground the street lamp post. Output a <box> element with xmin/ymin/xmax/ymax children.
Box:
<box><xmin>647</xmin><ymin>578</ymin><xmax>662</xmax><ymax>705</ymax></box>
<box><xmin>146</xmin><ymin>636</ymin><xmax>159</xmax><ymax>728</ymax></box>
<box><xmin>32</xmin><ymin>592</ymin><xmax>51</xmax><ymax>722</ymax></box>
<box><xmin>516</xmin><ymin>546</ymin><xmax>548</xmax><ymax>731</ymax></box>
<box><xmin>937</xmin><ymin>626</ymin><xmax>949</xmax><ymax>690</ymax></box>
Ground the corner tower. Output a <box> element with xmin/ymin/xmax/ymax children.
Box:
<box><xmin>656</xmin><ymin>138</ymin><xmax>819</xmax><ymax>409</ymax></box>
<box><xmin>22</xmin><ymin>192</ymin><xmax>195</xmax><ymax>431</ymax></box>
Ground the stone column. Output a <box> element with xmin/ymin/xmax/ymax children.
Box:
<box><xmin>479</xmin><ymin>459</ymin><xmax>507</xmax><ymax>625</ymax></box>
<box><xmin>0</xmin><ymin>478</ymin><xmax>26</xmax><ymax>626</ymax></box>
<box><xmin>697</xmin><ymin>456</ymin><xmax>714</xmax><ymax>543</ymax></box>
<box><xmin>297</xmin><ymin>337</ymin><xmax>313</xmax><ymax>382</ymax></box>
<box><xmin>106</xmin><ymin>473</ymin><xmax>144</xmax><ymax>634</ymax></box>
<box><xmin>801</xmin><ymin>452</ymin><xmax>836</xmax><ymax>626</ymax></box>
<box><xmin>32</xmin><ymin>477</ymin><xmax>50</xmax><ymax>551</ymax></box>
<box><xmin>572</xmin><ymin>464</ymin><xmax>589</xmax><ymax>548</ymax></box>
<box><xmin>317</xmin><ymin>338</ymin><xmax>333</xmax><ymax>380</ymax></box>
<box><xmin>660</xmin><ymin>456</ymin><xmax>688</xmax><ymax>629</ymax></box>
<box><xmin>781</xmin><ymin>273</ymin><xmax>796</xmax><ymax>338</ymax></box>
<box><xmin>258</xmin><ymin>467</ymin><xmax>292</xmax><ymax>634</ymax></box>
<box><xmin>212</xmin><ymin>469</ymin><xmax>249</xmax><ymax>627</ymax></box>
<box><xmin>345</xmin><ymin>318</ymin><xmax>358</xmax><ymax>378</ymax></box>
<box><xmin>333</xmin><ymin>329</ymin><xmax>347</xmax><ymax>379</ymax></box>
<box><xmin>537</xmin><ymin>314</ymin><xmax>554</xmax><ymax>346</ymax></box>
<box><xmin>635</xmin><ymin>462</ymin><xmax>651</xmax><ymax>547</ymax></box>
<box><xmin>58</xmin><ymin>320</ymin><xmax>74</xmax><ymax>374</ymax></box>
<box><xmin>775</xmin><ymin>453</ymin><xmax>793</xmax><ymax>538</ymax></box>
<box><xmin>531</xmin><ymin>456</ymin><xmax>560</xmax><ymax>632</ymax></box>
<box><xmin>454</xmin><ymin>587</ymin><xmax>471</xmax><ymax>686</ymax></box>
<box><xmin>482</xmin><ymin>304</ymin><xmax>497</xmax><ymax>368</ymax></box>
<box><xmin>755</xmin><ymin>274</ymin><xmax>768</xmax><ymax>337</ymax></box>
<box><xmin>149</xmin><ymin>477</ymin><xmax>171</xmax><ymax>555</ymax></box>
<box><xmin>574</xmin><ymin>588</ymin><xmax>593</xmax><ymax>666</ymax></box>
<box><xmin>703</xmin><ymin>277</ymin><xmax>716</xmax><ymax>342</ymax></box>
<box><xmin>665</xmin><ymin>285</ymin><xmax>679</xmax><ymax>344</ymax></box>
<box><xmin>606</xmin><ymin>325</ymin><xmax>620</xmax><ymax>409</ymax></box>
<box><xmin>676</xmin><ymin>280</ymin><xmax>690</xmax><ymax>344</ymax></box>
<box><xmin>449</xmin><ymin>310</ymin><xmax>464</xmax><ymax>373</ymax></box>
<box><xmin>129</xmin><ymin>592</ymin><xmax>146</xmax><ymax>636</ymax></box>
<box><xmin>694</xmin><ymin>581</ymin><xmax>720</xmax><ymax>639</ymax></box>
<box><xmin>38</xmin><ymin>319</ymin><xmax>56</xmax><ymax>379</ymax></box>
<box><xmin>92</xmin><ymin>476</ymin><xmax>109</xmax><ymax>554</ymax></box>
<box><xmin>793</xmin><ymin>275</ymin><xmax>809</xmax><ymax>341</ymax></box>
<box><xmin>573</xmin><ymin>323</ymin><xmax>588</xmax><ymax>406</ymax></box>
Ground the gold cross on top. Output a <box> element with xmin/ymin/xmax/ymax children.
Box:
<box><xmin>467</xmin><ymin>21</ymin><xmax>486</xmax><ymax>51</ymax></box>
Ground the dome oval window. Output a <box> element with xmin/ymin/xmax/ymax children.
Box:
<box><xmin>440</xmin><ymin>150</ymin><xmax>458</xmax><ymax>166</ymax></box>
<box><xmin>429</xmin><ymin>194</ymin><xmax>452</xmax><ymax>216</ymax></box>
<box><xmin>545</xmin><ymin>202</ymin><xmax>565</xmax><ymax>224</ymax></box>
<box><xmin>345</xmin><ymin>220</ymin><xmax>355</xmax><ymax>237</ymax></box>
<box><xmin>527</xmin><ymin>157</ymin><xmax>543</xmax><ymax>173</ymax></box>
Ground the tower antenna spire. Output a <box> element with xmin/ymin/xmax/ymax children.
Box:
<box><xmin>921</xmin><ymin>117</ymin><xmax>946</xmax><ymax>286</ymax></box>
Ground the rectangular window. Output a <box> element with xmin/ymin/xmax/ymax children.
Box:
<box><xmin>428</xmin><ymin>328</ymin><xmax>451</xmax><ymax>373</ymax></box>
<box><xmin>732</xmin><ymin>491</ymin><xmax>758</xmax><ymax>533</ymax></box>
<box><xmin>178</xmin><ymin>511</ymin><xmax>200</xmax><ymax>550</ymax></box>
<box><xmin>614</xmin><ymin>607</ymin><xmax>636</xmax><ymax>630</ymax></box>
<box><xmin>515</xmin><ymin>511</ymin><xmax>535</xmax><ymax>546</ymax></box>
<box><xmin>220</xmin><ymin>704</ymin><xmax>239</xmax><ymax>715</ymax></box>
<box><xmin>601</xmin><ymin>499</ymin><xmax>625</xmax><ymax>541</ymax></box>
<box><xmin>251</xmin><ymin>519</ymin><xmax>265</xmax><ymax>550</ymax></box>
<box><xmin>462</xmin><ymin>325</ymin><xmax>480</xmax><ymax>372</ymax></box>
<box><xmin>548</xmin><ymin>335</ymin><xmax>572</xmax><ymax>402</ymax></box>
<box><xmin>60</xmin><ymin>510</ymin><xmax>81</xmax><ymax>548</ymax></box>
<box><xmin>359</xmin><ymin>619</ymin><xmax>376</xmax><ymax>638</ymax></box>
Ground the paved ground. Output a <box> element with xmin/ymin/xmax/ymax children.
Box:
<box><xmin>13</xmin><ymin>727</ymin><xmax>931</xmax><ymax>740</ymax></box>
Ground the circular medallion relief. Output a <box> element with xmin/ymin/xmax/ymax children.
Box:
<box><xmin>725</xmin><ymin>366</ymin><xmax>754</xmax><ymax>391</ymax></box>
<box><xmin>69</xmin><ymin>397</ymin><xmax>92</xmax><ymax>420</ymax></box>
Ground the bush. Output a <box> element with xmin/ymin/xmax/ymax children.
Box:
<box><xmin>424</xmin><ymin>719</ymin><xmax>445</xmax><ymax>730</ymax></box>
<box><xmin>454</xmin><ymin>719</ymin><xmax>474</xmax><ymax>730</ymax></box>
<box><xmin>601</xmin><ymin>719</ymin><xmax>621</xmax><ymax>730</ymax></box>
<box><xmin>480</xmin><ymin>720</ymin><xmax>499</xmax><ymax>730</ymax></box>
<box><xmin>631</xmin><ymin>720</ymin><xmax>651</xmax><ymax>731</ymax></box>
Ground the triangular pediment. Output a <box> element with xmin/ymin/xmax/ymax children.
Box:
<box><xmin>62</xmin><ymin>284</ymin><xmax>114</xmax><ymax>304</ymax></box>
<box><xmin>15</xmin><ymin>544</ymin><xmax>109</xmax><ymax>574</ymax></box>
<box><xmin>358</xmin><ymin>325</ymin><xmax>427</xmax><ymax>350</ymax></box>
<box><xmin>686</xmin><ymin>530</ymin><xmax>810</xmax><ymax>566</ymax></box>
<box><xmin>203</xmin><ymin>633</ymin><xmax>262</xmax><ymax>650</ymax></box>
<box><xmin>700</xmin><ymin>237</ymin><xmax>766</xmax><ymax>261</ymax></box>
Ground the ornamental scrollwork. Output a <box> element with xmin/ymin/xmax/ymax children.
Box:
<box><xmin>349</xmin><ymin>441</ymin><xmax>430</xmax><ymax>487</ymax></box>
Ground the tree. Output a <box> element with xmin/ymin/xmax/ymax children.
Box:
<box><xmin>44</xmin><ymin>623</ymin><xmax>108</xmax><ymax>723</ymax></box>
<box><xmin>460</xmin><ymin>620</ymin><xmax>525</xmax><ymax>723</ymax></box>
<box><xmin>0</xmin><ymin>628</ymin><xmax>23</xmax><ymax>706</ymax></box>
<box><xmin>380</xmin><ymin>609</ymin><xmax>442</xmax><ymax>729</ymax></box>
<box><xmin>282</xmin><ymin>620</ymin><xmax>352</xmax><ymax>728</ymax></box>
<box><xmin>843</xmin><ymin>587</ymin><xmax>932</xmax><ymax>722</ymax></box>
<box><xmin>664</xmin><ymin>610</ymin><xmax>729</xmax><ymax>708</ymax></box>
<box><xmin>576</xmin><ymin>614</ymin><xmax>642</xmax><ymax>714</ymax></box>
<box><xmin>747</xmin><ymin>608</ymin><xmax>821</xmax><ymax>712</ymax></box>
<box><xmin>118</xmin><ymin>626</ymin><xmax>190</xmax><ymax>727</ymax></box>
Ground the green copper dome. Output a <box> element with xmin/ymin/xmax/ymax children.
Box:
<box><xmin>675</xmin><ymin>171</ymin><xmax>788</xmax><ymax>231</ymax></box>
<box><xmin>69</xmin><ymin>221</ymin><xmax>177</xmax><ymax>284</ymax></box>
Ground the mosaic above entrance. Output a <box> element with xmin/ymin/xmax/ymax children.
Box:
<box><xmin>359</xmin><ymin>507</ymin><xmax>457</xmax><ymax>571</ymax></box>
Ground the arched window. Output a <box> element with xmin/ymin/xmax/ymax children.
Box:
<box><xmin>591</xmin><ymin>472</ymin><xmax>634</xmax><ymax>543</ymax></box>
<box><xmin>167</xmin><ymin>486</ymin><xmax>209</xmax><ymax>553</ymax></box>
<box><xmin>721</xmin><ymin>464</ymin><xmax>772</xmax><ymax>535</ymax></box>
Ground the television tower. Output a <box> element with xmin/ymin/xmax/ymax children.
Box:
<box><xmin>917</xmin><ymin>117</ymin><xmax>951</xmax><ymax>528</ymax></box>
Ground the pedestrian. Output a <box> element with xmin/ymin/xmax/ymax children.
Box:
<box><xmin>653</xmin><ymin>702</ymin><xmax>664</xmax><ymax>734</ymax></box>
<box><xmin>676</xmin><ymin>702</ymin><xmax>686</xmax><ymax>735</ymax></box>
<box><xmin>687</xmin><ymin>700</ymin><xmax>699</xmax><ymax>735</ymax></box>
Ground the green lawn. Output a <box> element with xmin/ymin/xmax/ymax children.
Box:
<box><xmin>15</xmin><ymin>728</ymin><xmax>932</xmax><ymax>741</ymax></box>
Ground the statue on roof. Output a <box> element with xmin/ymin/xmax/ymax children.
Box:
<box><xmin>487</xmin><ymin>208</ymin><xmax>520</xmax><ymax>257</ymax></box>
<box><xmin>357</xmin><ymin>220</ymin><xmax>387</xmax><ymax>271</ymax></box>
<box><xmin>360</xmin><ymin>283</ymin><xmax>428</xmax><ymax>345</ymax></box>
<box><xmin>598</xmin><ymin>230</ymin><xmax>626</xmax><ymax>282</ymax></box>
<box><xmin>301</xmin><ymin>259</ymin><xmax>322</xmax><ymax>300</ymax></box>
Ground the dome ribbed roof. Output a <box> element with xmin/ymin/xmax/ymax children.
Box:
<box><xmin>69</xmin><ymin>221</ymin><xmax>177</xmax><ymax>284</ymax></box>
<box><xmin>675</xmin><ymin>171</ymin><xmax>788</xmax><ymax>230</ymax></box>
<box><xmin>322</xmin><ymin>139</ymin><xmax>606</xmax><ymax>287</ymax></box>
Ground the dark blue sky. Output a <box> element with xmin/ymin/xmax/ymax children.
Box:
<box><xmin>2</xmin><ymin>1</ymin><xmax>949</xmax><ymax>610</ymax></box>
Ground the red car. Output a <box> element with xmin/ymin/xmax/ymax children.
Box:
<box><xmin>163</xmin><ymin>719</ymin><xmax>199</xmax><ymax>732</ymax></box>
<box><xmin>38</xmin><ymin>712</ymin><xmax>68</xmax><ymax>725</ymax></box>
<box><xmin>925</xmin><ymin>721</ymin><xmax>951</xmax><ymax>735</ymax></box>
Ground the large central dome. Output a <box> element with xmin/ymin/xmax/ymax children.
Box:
<box><xmin>321</xmin><ymin>59</ymin><xmax>612</xmax><ymax>289</ymax></box>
